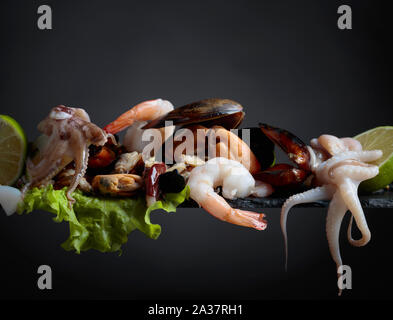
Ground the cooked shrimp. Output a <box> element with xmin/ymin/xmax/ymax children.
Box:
<box><xmin>104</xmin><ymin>99</ymin><xmax>174</xmax><ymax>134</ymax></box>
<box><xmin>210</xmin><ymin>125</ymin><xmax>261</xmax><ymax>174</ymax></box>
<box><xmin>103</xmin><ymin>99</ymin><xmax>175</xmax><ymax>157</ymax></box>
<box><xmin>174</xmin><ymin>125</ymin><xmax>261</xmax><ymax>174</ymax></box>
<box><xmin>251</xmin><ymin>180</ymin><xmax>274</xmax><ymax>197</ymax></box>
<box><xmin>187</xmin><ymin>157</ymin><xmax>267</xmax><ymax>230</ymax></box>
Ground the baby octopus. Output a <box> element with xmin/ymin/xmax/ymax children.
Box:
<box><xmin>280</xmin><ymin>134</ymin><xmax>382</xmax><ymax>293</ymax></box>
<box><xmin>25</xmin><ymin>105</ymin><xmax>109</xmax><ymax>205</ymax></box>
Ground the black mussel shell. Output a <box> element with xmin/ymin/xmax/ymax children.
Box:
<box><xmin>158</xmin><ymin>170</ymin><xmax>186</xmax><ymax>194</ymax></box>
<box><xmin>239</xmin><ymin>127</ymin><xmax>275</xmax><ymax>171</ymax></box>
<box><xmin>259</xmin><ymin>123</ymin><xmax>310</xmax><ymax>171</ymax></box>
<box><xmin>143</xmin><ymin>98</ymin><xmax>244</xmax><ymax>130</ymax></box>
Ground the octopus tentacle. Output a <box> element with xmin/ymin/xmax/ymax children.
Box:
<box><xmin>346</xmin><ymin>215</ymin><xmax>358</xmax><ymax>247</ymax></box>
<box><xmin>27</xmin><ymin>139</ymin><xmax>68</xmax><ymax>179</ymax></box>
<box><xmin>30</xmin><ymin>157</ymin><xmax>70</xmax><ymax>187</ymax></box>
<box><xmin>333</xmin><ymin>163</ymin><xmax>379</xmax><ymax>182</ymax></box>
<box><xmin>337</xmin><ymin>179</ymin><xmax>370</xmax><ymax>247</ymax></box>
<box><xmin>333</xmin><ymin>164</ymin><xmax>379</xmax><ymax>247</ymax></box>
<box><xmin>346</xmin><ymin>213</ymin><xmax>372</xmax><ymax>248</ymax></box>
<box><xmin>355</xmin><ymin>150</ymin><xmax>383</xmax><ymax>163</ymax></box>
<box><xmin>318</xmin><ymin>135</ymin><xmax>347</xmax><ymax>156</ymax></box>
<box><xmin>66</xmin><ymin>145</ymin><xmax>89</xmax><ymax>205</ymax></box>
<box><xmin>340</xmin><ymin>138</ymin><xmax>362</xmax><ymax>152</ymax></box>
<box><xmin>325</xmin><ymin>192</ymin><xmax>348</xmax><ymax>296</ymax></box>
<box><xmin>281</xmin><ymin>185</ymin><xmax>334</xmax><ymax>270</ymax></box>
<box><xmin>27</xmin><ymin>148</ymin><xmax>72</xmax><ymax>186</ymax></box>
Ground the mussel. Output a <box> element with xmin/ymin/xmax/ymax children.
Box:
<box><xmin>143</xmin><ymin>98</ymin><xmax>244</xmax><ymax>130</ymax></box>
<box><xmin>259</xmin><ymin>123</ymin><xmax>310</xmax><ymax>171</ymax></box>
<box><xmin>239</xmin><ymin>127</ymin><xmax>275</xmax><ymax>171</ymax></box>
<box><xmin>158</xmin><ymin>170</ymin><xmax>186</xmax><ymax>194</ymax></box>
<box><xmin>254</xmin><ymin>123</ymin><xmax>312</xmax><ymax>190</ymax></box>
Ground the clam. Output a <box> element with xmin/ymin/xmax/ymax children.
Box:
<box><xmin>143</xmin><ymin>98</ymin><xmax>244</xmax><ymax>130</ymax></box>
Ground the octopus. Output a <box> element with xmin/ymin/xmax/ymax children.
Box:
<box><xmin>25</xmin><ymin>105</ymin><xmax>109</xmax><ymax>205</ymax></box>
<box><xmin>281</xmin><ymin>134</ymin><xmax>382</xmax><ymax>294</ymax></box>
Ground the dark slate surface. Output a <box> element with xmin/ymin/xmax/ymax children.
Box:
<box><xmin>181</xmin><ymin>185</ymin><xmax>393</xmax><ymax>209</ymax></box>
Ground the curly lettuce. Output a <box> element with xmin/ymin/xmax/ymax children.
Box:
<box><xmin>17</xmin><ymin>185</ymin><xmax>189</xmax><ymax>254</ymax></box>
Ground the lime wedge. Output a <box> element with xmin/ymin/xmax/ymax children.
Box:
<box><xmin>354</xmin><ymin>126</ymin><xmax>393</xmax><ymax>192</ymax></box>
<box><xmin>0</xmin><ymin>115</ymin><xmax>27</xmax><ymax>186</ymax></box>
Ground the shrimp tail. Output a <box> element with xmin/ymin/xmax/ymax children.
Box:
<box><xmin>232</xmin><ymin>209</ymin><xmax>267</xmax><ymax>230</ymax></box>
<box><xmin>201</xmin><ymin>190</ymin><xmax>267</xmax><ymax>230</ymax></box>
<box><xmin>104</xmin><ymin>108</ymin><xmax>137</xmax><ymax>134</ymax></box>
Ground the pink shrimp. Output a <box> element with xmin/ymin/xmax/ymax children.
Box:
<box><xmin>103</xmin><ymin>99</ymin><xmax>174</xmax><ymax>134</ymax></box>
<box><xmin>187</xmin><ymin>157</ymin><xmax>271</xmax><ymax>230</ymax></box>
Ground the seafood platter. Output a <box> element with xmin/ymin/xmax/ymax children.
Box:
<box><xmin>1</xmin><ymin>98</ymin><xmax>392</xmax><ymax>295</ymax></box>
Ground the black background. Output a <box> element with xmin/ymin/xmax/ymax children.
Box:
<box><xmin>0</xmin><ymin>0</ymin><xmax>392</xmax><ymax>300</ymax></box>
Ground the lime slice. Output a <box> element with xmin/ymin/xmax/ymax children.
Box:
<box><xmin>354</xmin><ymin>126</ymin><xmax>393</xmax><ymax>192</ymax></box>
<box><xmin>0</xmin><ymin>115</ymin><xmax>27</xmax><ymax>186</ymax></box>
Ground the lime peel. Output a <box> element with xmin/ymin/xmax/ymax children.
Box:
<box><xmin>0</xmin><ymin>115</ymin><xmax>27</xmax><ymax>186</ymax></box>
<box><xmin>354</xmin><ymin>126</ymin><xmax>393</xmax><ymax>193</ymax></box>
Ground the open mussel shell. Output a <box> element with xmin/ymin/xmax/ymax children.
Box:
<box><xmin>253</xmin><ymin>163</ymin><xmax>308</xmax><ymax>187</ymax></box>
<box><xmin>259</xmin><ymin>123</ymin><xmax>310</xmax><ymax>171</ymax></box>
<box><xmin>143</xmin><ymin>98</ymin><xmax>244</xmax><ymax>130</ymax></box>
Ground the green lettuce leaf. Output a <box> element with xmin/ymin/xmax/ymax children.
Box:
<box><xmin>17</xmin><ymin>185</ymin><xmax>190</xmax><ymax>254</ymax></box>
